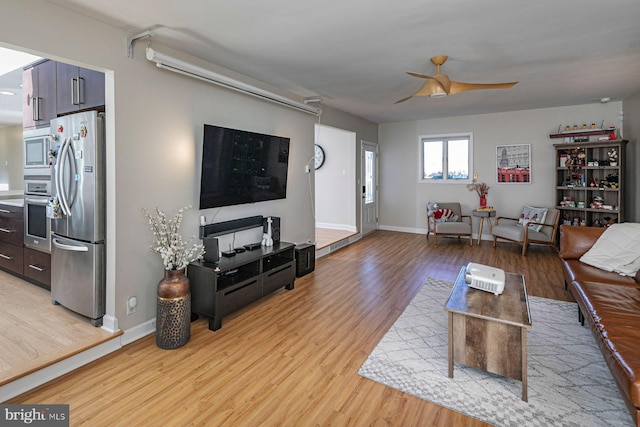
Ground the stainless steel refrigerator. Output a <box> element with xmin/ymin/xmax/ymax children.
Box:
<box><xmin>50</xmin><ymin>111</ymin><xmax>106</xmax><ymax>327</ymax></box>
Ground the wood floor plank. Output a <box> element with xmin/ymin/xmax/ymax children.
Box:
<box><xmin>6</xmin><ymin>231</ymin><xmax>567</xmax><ymax>426</ymax></box>
<box><xmin>0</xmin><ymin>271</ymin><xmax>121</xmax><ymax>386</ymax></box>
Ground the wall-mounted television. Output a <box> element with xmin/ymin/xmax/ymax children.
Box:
<box><xmin>199</xmin><ymin>124</ymin><xmax>290</xmax><ymax>209</ymax></box>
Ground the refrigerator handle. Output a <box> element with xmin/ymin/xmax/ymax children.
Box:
<box><xmin>52</xmin><ymin>237</ymin><xmax>89</xmax><ymax>252</ymax></box>
<box><xmin>57</xmin><ymin>137</ymin><xmax>72</xmax><ymax>216</ymax></box>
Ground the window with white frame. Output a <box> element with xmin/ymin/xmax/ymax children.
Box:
<box><xmin>420</xmin><ymin>133</ymin><xmax>473</xmax><ymax>182</ymax></box>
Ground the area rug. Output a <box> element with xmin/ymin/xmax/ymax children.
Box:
<box><xmin>358</xmin><ymin>277</ymin><xmax>633</xmax><ymax>427</ymax></box>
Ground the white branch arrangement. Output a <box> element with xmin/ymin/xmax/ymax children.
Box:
<box><xmin>142</xmin><ymin>205</ymin><xmax>205</xmax><ymax>271</ymax></box>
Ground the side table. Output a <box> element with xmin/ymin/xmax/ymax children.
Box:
<box><xmin>472</xmin><ymin>209</ymin><xmax>496</xmax><ymax>244</ymax></box>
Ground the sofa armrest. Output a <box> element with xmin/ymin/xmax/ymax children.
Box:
<box><xmin>559</xmin><ymin>225</ymin><xmax>605</xmax><ymax>260</ymax></box>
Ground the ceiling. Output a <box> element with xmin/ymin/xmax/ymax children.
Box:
<box><xmin>3</xmin><ymin>0</ymin><xmax>640</xmax><ymax>126</ymax></box>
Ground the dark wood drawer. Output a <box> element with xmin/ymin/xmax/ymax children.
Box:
<box><xmin>0</xmin><ymin>204</ymin><xmax>23</xmax><ymax>219</ymax></box>
<box><xmin>0</xmin><ymin>216</ymin><xmax>24</xmax><ymax>246</ymax></box>
<box><xmin>23</xmin><ymin>247</ymin><xmax>51</xmax><ymax>289</ymax></box>
<box><xmin>0</xmin><ymin>241</ymin><xmax>24</xmax><ymax>275</ymax></box>
<box><xmin>263</xmin><ymin>261</ymin><xmax>295</xmax><ymax>295</ymax></box>
<box><xmin>216</xmin><ymin>277</ymin><xmax>262</xmax><ymax>317</ymax></box>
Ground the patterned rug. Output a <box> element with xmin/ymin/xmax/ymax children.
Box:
<box><xmin>358</xmin><ymin>277</ymin><xmax>633</xmax><ymax>427</ymax></box>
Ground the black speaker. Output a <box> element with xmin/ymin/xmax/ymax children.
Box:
<box><xmin>295</xmin><ymin>244</ymin><xmax>315</xmax><ymax>277</ymax></box>
<box><xmin>203</xmin><ymin>236</ymin><xmax>219</xmax><ymax>263</ymax></box>
<box><xmin>263</xmin><ymin>216</ymin><xmax>280</xmax><ymax>244</ymax></box>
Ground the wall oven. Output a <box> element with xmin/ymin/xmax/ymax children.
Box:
<box><xmin>23</xmin><ymin>127</ymin><xmax>52</xmax><ymax>176</ymax></box>
<box><xmin>24</xmin><ymin>178</ymin><xmax>51</xmax><ymax>253</ymax></box>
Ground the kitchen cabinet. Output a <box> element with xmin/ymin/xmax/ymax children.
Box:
<box><xmin>56</xmin><ymin>63</ymin><xmax>105</xmax><ymax>115</ymax></box>
<box><xmin>0</xmin><ymin>204</ymin><xmax>24</xmax><ymax>275</ymax></box>
<box><xmin>23</xmin><ymin>247</ymin><xmax>51</xmax><ymax>290</ymax></box>
<box><xmin>553</xmin><ymin>139</ymin><xmax>627</xmax><ymax>227</ymax></box>
<box><xmin>22</xmin><ymin>60</ymin><xmax>57</xmax><ymax>129</ymax></box>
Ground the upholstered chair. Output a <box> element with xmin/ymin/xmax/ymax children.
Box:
<box><xmin>426</xmin><ymin>202</ymin><xmax>473</xmax><ymax>246</ymax></box>
<box><xmin>492</xmin><ymin>207</ymin><xmax>560</xmax><ymax>255</ymax></box>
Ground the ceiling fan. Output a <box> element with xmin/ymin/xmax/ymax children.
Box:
<box><xmin>395</xmin><ymin>55</ymin><xmax>518</xmax><ymax>103</ymax></box>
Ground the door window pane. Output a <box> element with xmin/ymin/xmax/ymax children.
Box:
<box><xmin>364</xmin><ymin>150</ymin><xmax>375</xmax><ymax>203</ymax></box>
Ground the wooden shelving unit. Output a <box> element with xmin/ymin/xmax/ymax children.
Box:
<box><xmin>553</xmin><ymin>139</ymin><xmax>627</xmax><ymax>227</ymax></box>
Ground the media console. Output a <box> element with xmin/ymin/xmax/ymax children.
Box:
<box><xmin>187</xmin><ymin>242</ymin><xmax>296</xmax><ymax>331</ymax></box>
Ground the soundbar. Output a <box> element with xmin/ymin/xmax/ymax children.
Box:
<box><xmin>199</xmin><ymin>215</ymin><xmax>264</xmax><ymax>239</ymax></box>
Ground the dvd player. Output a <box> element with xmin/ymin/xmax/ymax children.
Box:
<box><xmin>244</xmin><ymin>242</ymin><xmax>262</xmax><ymax>251</ymax></box>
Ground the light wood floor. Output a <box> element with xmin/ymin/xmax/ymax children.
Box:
<box><xmin>315</xmin><ymin>227</ymin><xmax>357</xmax><ymax>249</ymax></box>
<box><xmin>7</xmin><ymin>231</ymin><xmax>569</xmax><ymax>426</ymax></box>
<box><xmin>0</xmin><ymin>271</ymin><xmax>120</xmax><ymax>386</ymax></box>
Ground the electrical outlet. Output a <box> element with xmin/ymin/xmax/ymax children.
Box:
<box><xmin>305</xmin><ymin>165</ymin><xmax>311</xmax><ymax>173</ymax></box>
<box><xmin>127</xmin><ymin>296</ymin><xmax>137</xmax><ymax>315</ymax></box>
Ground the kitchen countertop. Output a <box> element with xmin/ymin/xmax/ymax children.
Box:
<box><xmin>0</xmin><ymin>198</ymin><xmax>25</xmax><ymax>208</ymax></box>
<box><xmin>0</xmin><ymin>190</ymin><xmax>24</xmax><ymax>199</ymax></box>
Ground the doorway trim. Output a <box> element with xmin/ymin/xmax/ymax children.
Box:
<box><xmin>361</xmin><ymin>140</ymin><xmax>379</xmax><ymax>236</ymax></box>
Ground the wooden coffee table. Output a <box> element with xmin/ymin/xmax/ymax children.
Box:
<box><xmin>444</xmin><ymin>266</ymin><xmax>532</xmax><ymax>401</ymax></box>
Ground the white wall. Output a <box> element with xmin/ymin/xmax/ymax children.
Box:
<box><xmin>0</xmin><ymin>125</ymin><xmax>23</xmax><ymax>191</ymax></box>
<box><xmin>622</xmin><ymin>92</ymin><xmax>639</xmax><ymax>222</ymax></box>
<box><xmin>379</xmin><ymin>103</ymin><xmax>624</xmax><ymax>234</ymax></box>
<box><xmin>0</xmin><ymin>0</ymin><xmax>325</xmax><ymax>332</ymax></box>
<box><xmin>319</xmin><ymin>106</ymin><xmax>378</xmax><ymax>232</ymax></box>
<box><xmin>1</xmin><ymin>0</ymin><xmax>378</xmax><ymax>335</ymax></box>
<box><xmin>315</xmin><ymin>124</ymin><xmax>356</xmax><ymax>231</ymax></box>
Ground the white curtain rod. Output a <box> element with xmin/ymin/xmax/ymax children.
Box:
<box><xmin>145</xmin><ymin>47</ymin><xmax>321</xmax><ymax>116</ymax></box>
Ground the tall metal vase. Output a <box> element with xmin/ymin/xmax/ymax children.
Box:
<box><xmin>156</xmin><ymin>268</ymin><xmax>191</xmax><ymax>349</ymax></box>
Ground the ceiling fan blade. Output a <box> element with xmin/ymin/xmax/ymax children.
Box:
<box><xmin>394</xmin><ymin>95</ymin><xmax>414</xmax><ymax>104</ymax></box>
<box><xmin>449</xmin><ymin>81</ymin><xmax>518</xmax><ymax>95</ymax></box>
<box><xmin>398</xmin><ymin>79</ymin><xmax>449</xmax><ymax>102</ymax></box>
<box><xmin>406</xmin><ymin>71</ymin><xmax>434</xmax><ymax>79</ymax></box>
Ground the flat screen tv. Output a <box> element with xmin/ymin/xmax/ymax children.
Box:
<box><xmin>199</xmin><ymin>124</ymin><xmax>290</xmax><ymax>209</ymax></box>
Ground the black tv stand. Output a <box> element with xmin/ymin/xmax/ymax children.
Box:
<box><xmin>187</xmin><ymin>242</ymin><xmax>296</xmax><ymax>331</ymax></box>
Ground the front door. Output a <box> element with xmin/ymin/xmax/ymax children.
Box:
<box><xmin>361</xmin><ymin>141</ymin><xmax>378</xmax><ymax>236</ymax></box>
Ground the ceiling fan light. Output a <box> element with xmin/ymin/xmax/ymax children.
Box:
<box><xmin>429</xmin><ymin>92</ymin><xmax>447</xmax><ymax>98</ymax></box>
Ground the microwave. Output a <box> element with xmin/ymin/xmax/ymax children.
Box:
<box><xmin>24</xmin><ymin>127</ymin><xmax>52</xmax><ymax>175</ymax></box>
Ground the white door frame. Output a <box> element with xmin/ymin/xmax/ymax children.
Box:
<box><xmin>361</xmin><ymin>140</ymin><xmax>379</xmax><ymax>236</ymax></box>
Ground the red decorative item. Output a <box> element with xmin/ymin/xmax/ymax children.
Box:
<box><xmin>480</xmin><ymin>196</ymin><xmax>487</xmax><ymax>208</ymax></box>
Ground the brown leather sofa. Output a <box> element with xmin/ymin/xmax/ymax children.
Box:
<box><xmin>559</xmin><ymin>225</ymin><xmax>640</xmax><ymax>426</ymax></box>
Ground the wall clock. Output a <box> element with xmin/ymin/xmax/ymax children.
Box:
<box><xmin>314</xmin><ymin>144</ymin><xmax>325</xmax><ymax>169</ymax></box>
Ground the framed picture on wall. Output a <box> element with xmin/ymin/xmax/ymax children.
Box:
<box><xmin>496</xmin><ymin>144</ymin><xmax>531</xmax><ymax>184</ymax></box>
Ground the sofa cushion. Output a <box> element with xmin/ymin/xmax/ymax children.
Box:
<box><xmin>559</xmin><ymin>225</ymin><xmax>605</xmax><ymax>260</ymax></box>
<box><xmin>435</xmin><ymin>222</ymin><xmax>470</xmax><ymax>234</ymax></box>
<box><xmin>571</xmin><ymin>281</ymin><xmax>640</xmax><ymax>411</ymax></box>
<box><xmin>562</xmin><ymin>259</ymin><xmax>638</xmax><ymax>287</ymax></box>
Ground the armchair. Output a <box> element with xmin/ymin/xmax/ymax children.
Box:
<box><xmin>492</xmin><ymin>207</ymin><xmax>560</xmax><ymax>255</ymax></box>
<box><xmin>426</xmin><ymin>202</ymin><xmax>473</xmax><ymax>246</ymax></box>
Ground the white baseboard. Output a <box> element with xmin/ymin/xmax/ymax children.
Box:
<box><xmin>379</xmin><ymin>225</ymin><xmax>426</xmax><ymax>234</ymax></box>
<box><xmin>0</xmin><ymin>318</ymin><xmax>157</xmax><ymax>402</ymax></box>
<box><xmin>315</xmin><ymin>222</ymin><xmax>357</xmax><ymax>233</ymax></box>
<box><xmin>100</xmin><ymin>314</ymin><xmax>119</xmax><ymax>333</ymax></box>
<box><xmin>0</xmin><ymin>338</ymin><xmax>122</xmax><ymax>402</ymax></box>
<box><xmin>120</xmin><ymin>318</ymin><xmax>156</xmax><ymax>346</ymax></box>
<box><xmin>316</xmin><ymin>233</ymin><xmax>361</xmax><ymax>258</ymax></box>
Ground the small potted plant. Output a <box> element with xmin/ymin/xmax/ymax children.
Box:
<box><xmin>467</xmin><ymin>182</ymin><xmax>490</xmax><ymax>208</ymax></box>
